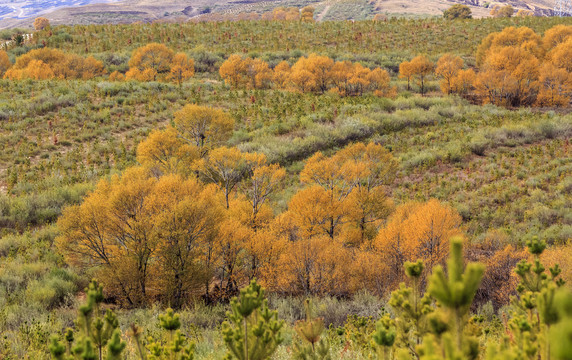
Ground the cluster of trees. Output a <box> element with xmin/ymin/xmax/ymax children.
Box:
<box><xmin>50</xmin><ymin>238</ymin><xmax>572</xmax><ymax>360</ymax></box>
<box><xmin>56</xmin><ymin>104</ymin><xmax>543</xmax><ymax>309</ymax></box>
<box><xmin>442</xmin><ymin>4</ymin><xmax>472</xmax><ymax>20</ymax></box>
<box><xmin>192</xmin><ymin>6</ymin><xmax>315</xmax><ymax>23</ymax></box>
<box><xmin>402</xmin><ymin>25</ymin><xmax>572</xmax><ymax>107</ymax></box>
<box><xmin>475</xmin><ymin>25</ymin><xmax>572</xmax><ymax>107</ymax></box>
<box><xmin>119</xmin><ymin>43</ymin><xmax>195</xmax><ymax>84</ymax></box>
<box><xmin>400</xmin><ymin>54</ymin><xmax>474</xmax><ymax>97</ymax></box>
<box><xmin>2</xmin><ymin>48</ymin><xmax>105</xmax><ymax>80</ymax></box>
<box><xmin>490</xmin><ymin>4</ymin><xmax>515</xmax><ymax>18</ymax></box>
<box><xmin>262</xmin><ymin>6</ymin><xmax>315</xmax><ymax>22</ymax></box>
<box><xmin>220</xmin><ymin>53</ymin><xmax>396</xmax><ymax>97</ymax></box>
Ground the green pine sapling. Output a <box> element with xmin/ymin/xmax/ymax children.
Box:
<box><xmin>221</xmin><ymin>279</ymin><xmax>284</xmax><ymax>360</ymax></box>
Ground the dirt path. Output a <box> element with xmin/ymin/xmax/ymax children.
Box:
<box><xmin>316</xmin><ymin>4</ymin><xmax>331</xmax><ymax>21</ymax></box>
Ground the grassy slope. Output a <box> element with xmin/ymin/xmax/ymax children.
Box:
<box><xmin>0</xmin><ymin>17</ymin><xmax>570</xmax><ymax>359</ymax></box>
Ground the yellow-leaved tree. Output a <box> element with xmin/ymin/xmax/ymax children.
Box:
<box><xmin>173</xmin><ymin>104</ymin><xmax>235</xmax><ymax>157</ymax></box>
<box><xmin>0</xmin><ymin>50</ymin><xmax>11</xmax><ymax>77</ymax></box>
<box><xmin>409</xmin><ymin>55</ymin><xmax>434</xmax><ymax>96</ymax></box>
<box><xmin>435</xmin><ymin>54</ymin><xmax>464</xmax><ymax>95</ymax></box>
<box><xmin>168</xmin><ymin>52</ymin><xmax>195</xmax><ymax>86</ymax></box>
<box><xmin>33</xmin><ymin>17</ymin><xmax>50</xmax><ymax>30</ymax></box>
<box><xmin>126</xmin><ymin>43</ymin><xmax>175</xmax><ymax>81</ymax></box>
<box><xmin>219</xmin><ymin>55</ymin><xmax>272</xmax><ymax>89</ymax></box>
<box><xmin>374</xmin><ymin>199</ymin><xmax>463</xmax><ymax>288</ymax></box>
<box><xmin>56</xmin><ymin>167</ymin><xmax>225</xmax><ymax>308</ymax></box>
<box><xmin>136</xmin><ymin>126</ymin><xmax>199</xmax><ymax>176</ymax></box>
<box><xmin>4</xmin><ymin>48</ymin><xmax>104</xmax><ymax>80</ymax></box>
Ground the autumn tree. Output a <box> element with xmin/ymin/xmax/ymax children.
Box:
<box><xmin>476</xmin><ymin>26</ymin><xmax>542</xmax><ymax>66</ymax></box>
<box><xmin>288</xmin><ymin>65</ymin><xmax>316</xmax><ymax>92</ymax></box>
<box><xmin>475</xmin><ymin>45</ymin><xmax>540</xmax><ymax>106</ymax></box>
<box><xmin>0</xmin><ymin>51</ymin><xmax>11</xmax><ymax>77</ymax></box>
<box><xmin>126</xmin><ymin>43</ymin><xmax>174</xmax><ymax>81</ymax></box>
<box><xmin>536</xmin><ymin>63</ymin><xmax>572</xmax><ymax>107</ymax></box>
<box><xmin>490</xmin><ymin>4</ymin><xmax>514</xmax><ymax>17</ymax></box>
<box><xmin>336</xmin><ymin>142</ymin><xmax>397</xmax><ymax>245</ymax></box>
<box><xmin>275</xmin><ymin>232</ymin><xmax>351</xmax><ymax>295</ymax></box>
<box><xmin>290</xmin><ymin>54</ymin><xmax>334</xmax><ymax>93</ymax></box>
<box><xmin>549</xmin><ymin>37</ymin><xmax>572</xmax><ymax>72</ymax></box>
<box><xmin>516</xmin><ymin>9</ymin><xmax>534</xmax><ymax>17</ymax></box>
<box><xmin>57</xmin><ymin>167</ymin><xmax>162</xmax><ymax>306</ymax></box>
<box><xmin>219</xmin><ymin>54</ymin><xmax>245</xmax><ymax>88</ymax></box>
<box><xmin>474</xmin><ymin>27</ymin><xmax>547</xmax><ymax>107</ymax></box>
<box><xmin>301</xmin><ymin>6</ymin><xmax>315</xmax><ymax>22</ymax></box>
<box><xmin>284</xmin><ymin>142</ymin><xmax>397</xmax><ymax>247</ymax></box>
<box><xmin>194</xmin><ymin>146</ymin><xmax>253</xmax><ymax>209</ymax></box>
<box><xmin>153</xmin><ymin>176</ymin><xmax>223</xmax><ymax>308</ymax></box>
<box><xmin>219</xmin><ymin>55</ymin><xmax>272</xmax><ymax>89</ymax></box>
<box><xmin>443</xmin><ymin>4</ymin><xmax>472</xmax><ymax>20</ymax></box>
<box><xmin>399</xmin><ymin>60</ymin><xmax>414</xmax><ymax>91</ymax></box>
<box><xmin>542</xmin><ymin>24</ymin><xmax>572</xmax><ymax>52</ymax></box>
<box><xmin>435</xmin><ymin>54</ymin><xmax>464</xmax><ymax>94</ymax></box>
<box><xmin>329</xmin><ymin>61</ymin><xmax>358</xmax><ymax>96</ymax></box>
<box><xmin>272</xmin><ymin>60</ymin><xmax>291</xmax><ymax>88</ymax></box>
<box><xmin>109</xmin><ymin>70</ymin><xmax>125</xmax><ymax>81</ymax></box>
<box><xmin>33</xmin><ymin>17</ymin><xmax>50</xmax><ymax>30</ymax></box>
<box><xmin>368</xmin><ymin>67</ymin><xmax>397</xmax><ymax>98</ymax></box>
<box><xmin>173</xmin><ymin>104</ymin><xmax>235</xmax><ymax>157</ymax></box>
<box><xmin>374</xmin><ymin>199</ymin><xmax>463</xmax><ymax>288</ymax></box>
<box><xmin>4</xmin><ymin>48</ymin><xmax>104</xmax><ymax>80</ymax></box>
<box><xmin>136</xmin><ymin>126</ymin><xmax>199</xmax><ymax>176</ymax></box>
<box><xmin>271</xmin><ymin>7</ymin><xmax>300</xmax><ymax>21</ymax></box>
<box><xmin>168</xmin><ymin>53</ymin><xmax>195</xmax><ymax>86</ymax></box>
<box><xmin>56</xmin><ymin>167</ymin><xmax>223</xmax><ymax>307</ymax></box>
<box><xmin>409</xmin><ymin>55</ymin><xmax>434</xmax><ymax>96</ymax></box>
<box><xmin>239</xmin><ymin>155</ymin><xmax>286</xmax><ymax>230</ymax></box>
<box><xmin>298</xmin><ymin>153</ymin><xmax>359</xmax><ymax>239</ymax></box>
<box><xmin>244</xmin><ymin>58</ymin><xmax>273</xmax><ymax>89</ymax></box>
<box><xmin>451</xmin><ymin>68</ymin><xmax>476</xmax><ymax>96</ymax></box>
<box><xmin>4</xmin><ymin>59</ymin><xmax>54</xmax><ymax>80</ymax></box>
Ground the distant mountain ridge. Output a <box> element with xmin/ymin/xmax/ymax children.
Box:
<box><xmin>0</xmin><ymin>0</ymin><xmax>562</xmax><ymax>29</ymax></box>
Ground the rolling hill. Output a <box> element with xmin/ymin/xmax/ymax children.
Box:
<box><xmin>0</xmin><ymin>0</ymin><xmax>563</xmax><ymax>29</ymax></box>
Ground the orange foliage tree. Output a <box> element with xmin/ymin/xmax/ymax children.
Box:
<box><xmin>57</xmin><ymin>167</ymin><xmax>225</xmax><ymax>307</ymax></box>
<box><xmin>33</xmin><ymin>17</ymin><xmax>50</xmax><ymax>30</ymax></box>
<box><xmin>472</xmin><ymin>25</ymin><xmax>572</xmax><ymax>107</ymax></box>
<box><xmin>219</xmin><ymin>54</ymin><xmax>272</xmax><ymax>89</ymax></box>
<box><xmin>168</xmin><ymin>53</ymin><xmax>195</xmax><ymax>86</ymax></box>
<box><xmin>0</xmin><ymin>51</ymin><xmax>11</xmax><ymax>77</ymax></box>
<box><xmin>466</xmin><ymin>231</ymin><xmax>527</xmax><ymax>309</ymax></box>
<box><xmin>374</xmin><ymin>199</ymin><xmax>463</xmax><ymax>289</ymax></box>
<box><xmin>301</xmin><ymin>6</ymin><xmax>315</xmax><ymax>22</ymax></box>
<box><xmin>290</xmin><ymin>54</ymin><xmax>334</xmax><ymax>93</ymax></box>
<box><xmin>490</xmin><ymin>4</ymin><xmax>514</xmax><ymax>17</ymax></box>
<box><xmin>4</xmin><ymin>48</ymin><xmax>104</xmax><ymax>80</ymax></box>
<box><xmin>542</xmin><ymin>25</ymin><xmax>572</xmax><ymax>52</ymax></box>
<box><xmin>409</xmin><ymin>55</ymin><xmax>434</xmax><ymax>96</ymax></box>
<box><xmin>173</xmin><ymin>104</ymin><xmax>235</xmax><ymax>157</ymax></box>
<box><xmin>536</xmin><ymin>63</ymin><xmax>572</xmax><ymax>107</ymax></box>
<box><xmin>125</xmin><ymin>43</ymin><xmax>194</xmax><ymax>83</ymax></box>
<box><xmin>399</xmin><ymin>60</ymin><xmax>414</xmax><ymax>91</ymax></box>
<box><xmin>435</xmin><ymin>54</ymin><xmax>464</xmax><ymax>94</ymax></box>
<box><xmin>136</xmin><ymin>126</ymin><xmax>199</xmax><ymax>176</ymax></box>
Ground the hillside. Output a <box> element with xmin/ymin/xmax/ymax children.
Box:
<box><xmin>0</xmin><ymin>0</ymin><xmax>563</xmax><ymax>29</ymax></box>
<box><xmin>0</xmin><ymin>16</ymin><xmax>571</xmax><ymax>360</ymax></box>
